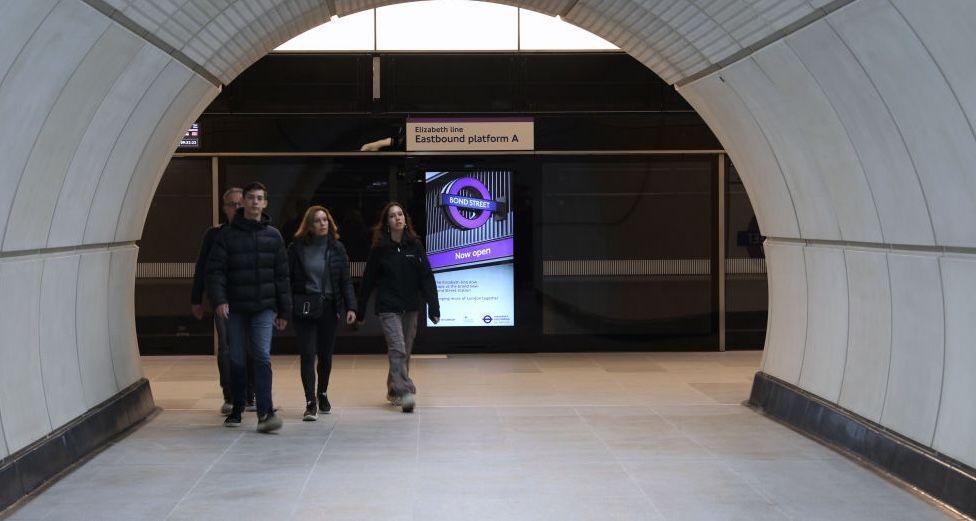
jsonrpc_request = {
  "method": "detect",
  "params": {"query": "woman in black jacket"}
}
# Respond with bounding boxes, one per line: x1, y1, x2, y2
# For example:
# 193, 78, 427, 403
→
358, 202, 440, 413
288, 206, 357, 421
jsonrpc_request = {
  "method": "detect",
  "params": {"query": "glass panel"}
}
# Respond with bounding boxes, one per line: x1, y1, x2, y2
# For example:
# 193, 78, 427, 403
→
540, 157, 716, 342
382, 54, 518, 112
221, 157, 393, 260
519, 8, 617, 50
275, 10, 375, 51
725, 158, 768, 349
136, 158, 214, 355
208, 55, 372, 114
376, 0, 518, 50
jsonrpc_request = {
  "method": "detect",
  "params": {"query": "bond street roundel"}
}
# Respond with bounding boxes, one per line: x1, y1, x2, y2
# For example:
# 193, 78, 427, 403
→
441, 177, 494, 229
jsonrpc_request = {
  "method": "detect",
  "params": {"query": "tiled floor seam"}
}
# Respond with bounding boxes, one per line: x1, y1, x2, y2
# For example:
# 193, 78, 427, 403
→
161, 431, 244, 521
291, 409, 341, 518
572, 406, 667, 520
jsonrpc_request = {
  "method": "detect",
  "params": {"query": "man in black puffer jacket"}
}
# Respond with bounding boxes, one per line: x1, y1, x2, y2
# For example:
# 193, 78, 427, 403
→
207, 182, 291, 433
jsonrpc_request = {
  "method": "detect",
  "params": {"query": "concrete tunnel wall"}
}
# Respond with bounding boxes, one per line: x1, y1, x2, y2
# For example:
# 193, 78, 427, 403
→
0, 0, 973, 470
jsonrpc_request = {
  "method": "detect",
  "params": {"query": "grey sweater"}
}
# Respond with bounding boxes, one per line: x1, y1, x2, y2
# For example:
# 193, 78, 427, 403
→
302, 236, 333, 296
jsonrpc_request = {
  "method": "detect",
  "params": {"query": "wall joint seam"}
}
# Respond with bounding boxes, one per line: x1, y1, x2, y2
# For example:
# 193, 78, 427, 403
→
675, 0, 856, 87
77, 0, 223, 87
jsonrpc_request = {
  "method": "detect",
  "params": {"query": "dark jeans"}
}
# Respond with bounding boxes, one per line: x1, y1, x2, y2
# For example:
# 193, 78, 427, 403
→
215, 315, 255, 403
227, 309, 275, 416
294, 300, 339, 404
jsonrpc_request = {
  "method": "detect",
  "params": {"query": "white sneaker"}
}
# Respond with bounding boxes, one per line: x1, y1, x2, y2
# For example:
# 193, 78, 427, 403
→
220, 402, 233, 415
401, 393, 415, 413
303, 403, 318, 422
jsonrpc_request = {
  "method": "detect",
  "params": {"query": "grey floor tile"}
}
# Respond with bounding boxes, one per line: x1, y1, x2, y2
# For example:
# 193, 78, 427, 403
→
414, 495, 664, 521
3, 353, 955, 521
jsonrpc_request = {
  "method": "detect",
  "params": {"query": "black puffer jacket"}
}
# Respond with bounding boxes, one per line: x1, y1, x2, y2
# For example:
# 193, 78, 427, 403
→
190, 224, 224, 305
206, 209, 292, 319
358, 234, 439, 319
287, 236, 358, 314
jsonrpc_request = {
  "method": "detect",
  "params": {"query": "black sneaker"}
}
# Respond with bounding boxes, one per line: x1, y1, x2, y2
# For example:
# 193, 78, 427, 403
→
303, 402, 318, 422
256, 411, 283, 433
224, 407, 242, 427
318, 393, 331, 414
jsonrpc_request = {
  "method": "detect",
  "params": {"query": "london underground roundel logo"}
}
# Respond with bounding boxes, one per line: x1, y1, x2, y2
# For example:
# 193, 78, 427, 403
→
441, 177, 496, 230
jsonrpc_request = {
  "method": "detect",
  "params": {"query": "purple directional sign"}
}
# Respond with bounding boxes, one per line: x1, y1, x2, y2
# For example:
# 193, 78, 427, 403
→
442, 177, 493, 229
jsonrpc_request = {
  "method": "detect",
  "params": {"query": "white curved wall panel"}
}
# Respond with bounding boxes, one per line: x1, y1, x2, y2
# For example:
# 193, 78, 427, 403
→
837, 249, 890, 422
760, 240, 806, 384
0, 1, 58, 82
880, 253, 944, 446
933, 256, 976, 466
48, 45, 169, 249
115, 76, 219, 242
108, 247, 142, 390
39, 255, 87, 431
0, 1, 110, 249
678, 75, 801, 239
565, 0, 822, 84
76, 251, 119, 408
0, 258, 51, 454
721, 58, 841, 241
84, 61, 192, 245
797, 245, 848, 402
785, 21, 935, 246
892, 0, 976, 145
0, 400, 6, 459
4, 26, 146, 252
753, 41, 882, 243
829, 0, 976, 248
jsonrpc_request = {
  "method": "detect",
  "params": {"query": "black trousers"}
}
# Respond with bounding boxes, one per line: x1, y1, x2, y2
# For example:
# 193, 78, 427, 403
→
215, 315, 255, 402
294, 300, 339, 404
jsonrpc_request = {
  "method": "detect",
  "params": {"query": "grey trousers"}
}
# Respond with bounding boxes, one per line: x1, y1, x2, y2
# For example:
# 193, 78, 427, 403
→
379, 311, 418, 398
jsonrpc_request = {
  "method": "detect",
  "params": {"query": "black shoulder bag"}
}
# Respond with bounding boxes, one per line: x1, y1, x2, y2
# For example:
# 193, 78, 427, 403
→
293, 293, 323, 321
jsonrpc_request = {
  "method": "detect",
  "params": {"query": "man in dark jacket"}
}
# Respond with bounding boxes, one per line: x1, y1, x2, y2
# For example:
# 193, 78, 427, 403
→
190, 187, 256, 415
207, 182, 291, 432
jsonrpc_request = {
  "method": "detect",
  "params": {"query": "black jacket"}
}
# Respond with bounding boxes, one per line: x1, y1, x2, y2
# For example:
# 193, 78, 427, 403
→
358, 234, 439, 319
206, 209, 292, 319
287, 237, 358, 314
190, 224, 224, 305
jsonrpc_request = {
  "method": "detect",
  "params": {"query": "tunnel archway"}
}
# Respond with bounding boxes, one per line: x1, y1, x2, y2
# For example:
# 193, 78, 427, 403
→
0, 0, 974, 496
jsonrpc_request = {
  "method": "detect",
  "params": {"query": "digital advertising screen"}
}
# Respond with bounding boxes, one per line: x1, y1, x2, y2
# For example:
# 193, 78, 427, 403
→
425, 171, 514, 327
179, 122, 199, 148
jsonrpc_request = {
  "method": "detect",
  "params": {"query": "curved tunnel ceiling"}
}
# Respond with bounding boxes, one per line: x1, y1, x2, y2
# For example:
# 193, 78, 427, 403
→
0, 0, 974, 472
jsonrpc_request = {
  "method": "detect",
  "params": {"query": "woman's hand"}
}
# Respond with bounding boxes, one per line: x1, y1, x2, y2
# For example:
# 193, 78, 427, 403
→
345, 310, 356, 325
274, 315, 288, 331
430, 315, 440, 325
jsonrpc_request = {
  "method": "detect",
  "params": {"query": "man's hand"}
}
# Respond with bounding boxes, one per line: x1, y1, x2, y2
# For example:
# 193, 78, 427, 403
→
191, 304, 204, 320
274, 317, 288, 331
359, 137, 392, 152
345, 310, 357, 325
215, 304, 230, 319
431, 316, 440, 325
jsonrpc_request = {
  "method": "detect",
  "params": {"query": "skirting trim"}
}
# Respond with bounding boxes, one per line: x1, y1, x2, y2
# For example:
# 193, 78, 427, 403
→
748, 372, 975, 518
0, 379, 155, 513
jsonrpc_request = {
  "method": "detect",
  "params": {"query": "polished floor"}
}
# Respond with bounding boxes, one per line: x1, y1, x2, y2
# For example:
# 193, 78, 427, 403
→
3, 352, 961, 520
